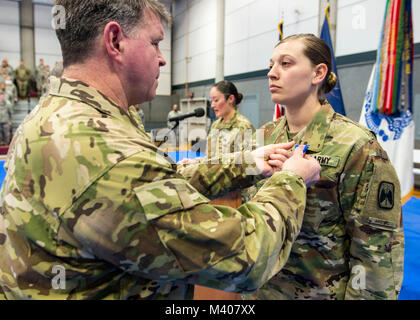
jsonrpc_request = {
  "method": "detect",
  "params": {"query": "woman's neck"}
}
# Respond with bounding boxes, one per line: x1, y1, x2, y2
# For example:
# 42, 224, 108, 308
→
285, 95, 322, 133
222, 108, 236, 123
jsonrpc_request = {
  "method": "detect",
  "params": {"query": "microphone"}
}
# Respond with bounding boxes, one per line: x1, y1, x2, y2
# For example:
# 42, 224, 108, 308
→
169, 108, 205, 122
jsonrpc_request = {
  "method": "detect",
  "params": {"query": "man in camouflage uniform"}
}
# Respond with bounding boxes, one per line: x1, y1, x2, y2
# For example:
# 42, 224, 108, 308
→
242, 103, 404, 300
0, 0, 321, 300
3, 76, 18, 105
1, 59, 14, 81
0, 92, 12, 145
39, 65, 50, 97
167, 104, 182, 147
35, 59, 47, 96
15, 60, 32, 100
0, 67, 8, 85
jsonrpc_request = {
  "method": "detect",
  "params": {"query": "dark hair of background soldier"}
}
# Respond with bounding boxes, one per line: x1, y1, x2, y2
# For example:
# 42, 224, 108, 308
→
54, 0, 172, 68
276, 34, 337, 100
212, 80, 243, 109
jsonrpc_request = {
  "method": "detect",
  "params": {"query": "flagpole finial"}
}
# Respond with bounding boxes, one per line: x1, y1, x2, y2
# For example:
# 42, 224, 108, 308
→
278, 21, 284, 41
324, 4, 330, 25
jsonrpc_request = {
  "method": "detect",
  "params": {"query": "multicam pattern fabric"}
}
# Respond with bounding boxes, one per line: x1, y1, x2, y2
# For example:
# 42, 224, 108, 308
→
206, 111, 255, 159
242, 104, 404, 300
0, 77, 308, 300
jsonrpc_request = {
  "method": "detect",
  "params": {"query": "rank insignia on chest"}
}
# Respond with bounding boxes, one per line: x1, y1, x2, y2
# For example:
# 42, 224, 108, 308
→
378, 181, 394, 210
312, 155, 340, 167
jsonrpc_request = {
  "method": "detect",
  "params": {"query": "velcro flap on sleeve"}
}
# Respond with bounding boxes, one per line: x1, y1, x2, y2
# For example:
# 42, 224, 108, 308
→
134, 179, 210, 223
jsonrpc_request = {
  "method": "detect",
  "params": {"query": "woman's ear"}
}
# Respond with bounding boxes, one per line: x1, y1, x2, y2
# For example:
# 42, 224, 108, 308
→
103, 22, 124, 63
312, 63, 328, 86
227, 94, 235, 106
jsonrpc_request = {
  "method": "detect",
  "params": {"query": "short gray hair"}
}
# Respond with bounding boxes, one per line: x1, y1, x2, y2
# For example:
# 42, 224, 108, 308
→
55, 0, 171, 67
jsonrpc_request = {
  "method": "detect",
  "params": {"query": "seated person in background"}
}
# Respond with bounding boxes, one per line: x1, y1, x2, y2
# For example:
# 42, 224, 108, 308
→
241, 33, 404, 300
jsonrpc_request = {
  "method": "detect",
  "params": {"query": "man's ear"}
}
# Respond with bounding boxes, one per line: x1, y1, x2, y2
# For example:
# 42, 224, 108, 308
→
103, 22, 124, 63
312, 63, 328, 86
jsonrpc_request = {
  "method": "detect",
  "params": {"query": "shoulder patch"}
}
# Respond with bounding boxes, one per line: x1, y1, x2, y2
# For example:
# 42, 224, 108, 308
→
378, 181, 394, 210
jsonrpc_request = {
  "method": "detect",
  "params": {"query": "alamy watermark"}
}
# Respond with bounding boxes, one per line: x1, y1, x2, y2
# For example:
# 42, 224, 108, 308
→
351, 265, 366, 290
51, 265, 66, 290
51, 5, 66, 30
352, 5, 366, 30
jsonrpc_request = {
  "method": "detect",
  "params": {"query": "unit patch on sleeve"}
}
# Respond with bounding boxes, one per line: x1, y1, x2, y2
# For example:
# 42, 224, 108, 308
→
378, 181, 395, 210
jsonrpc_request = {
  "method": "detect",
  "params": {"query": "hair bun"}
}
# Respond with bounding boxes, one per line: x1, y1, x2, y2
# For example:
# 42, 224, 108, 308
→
236, 92, 243, 105
325, 72, 337, 93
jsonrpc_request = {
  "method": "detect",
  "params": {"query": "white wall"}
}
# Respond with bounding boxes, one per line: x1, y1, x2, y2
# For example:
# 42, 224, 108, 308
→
172, 0, 420, 86
337, 0, 420, 55
156, 0, 172, 96
172, 0, 217, 86
34, 4, 63, 70
0, 0, 21, 69
225, 0, 319, 77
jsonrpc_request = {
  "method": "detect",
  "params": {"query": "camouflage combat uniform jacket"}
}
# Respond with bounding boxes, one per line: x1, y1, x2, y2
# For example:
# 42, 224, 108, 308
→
206, 111, 255, 159
0, 77, 308, 300
243, 104, 404, 300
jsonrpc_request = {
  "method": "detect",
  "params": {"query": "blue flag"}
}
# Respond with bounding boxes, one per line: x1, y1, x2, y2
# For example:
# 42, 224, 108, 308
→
320, 12, 346, 116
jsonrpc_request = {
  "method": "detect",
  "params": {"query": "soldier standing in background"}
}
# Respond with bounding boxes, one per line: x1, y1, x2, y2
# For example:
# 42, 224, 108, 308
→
0, 0, 321, 300
51, 61, 64, 78
15, 60, 31, 99
1, 59, 14, 81
167, 103, 181, 147
39, 65, 50, 97
35, 59, 46, 96
0, 67, 8, 84
4, 77, 18, 105
167, 103, 180, 129
0, 92, 12, 145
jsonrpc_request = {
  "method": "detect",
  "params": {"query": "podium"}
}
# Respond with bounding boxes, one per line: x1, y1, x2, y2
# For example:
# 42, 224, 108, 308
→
193, 190, 242, 300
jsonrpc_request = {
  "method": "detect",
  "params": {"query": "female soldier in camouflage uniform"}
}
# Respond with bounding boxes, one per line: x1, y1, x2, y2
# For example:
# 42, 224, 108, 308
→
180, 81, 255, 165
243, 34, 404, 300
206, 81, 255, 158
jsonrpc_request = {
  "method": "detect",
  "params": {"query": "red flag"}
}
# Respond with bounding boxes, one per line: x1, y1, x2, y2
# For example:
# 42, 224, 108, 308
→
273, 104, 285, 120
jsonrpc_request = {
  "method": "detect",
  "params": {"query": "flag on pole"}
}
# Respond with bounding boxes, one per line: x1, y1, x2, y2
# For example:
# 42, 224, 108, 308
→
273, 21, 286, 121
360, 0, 414, 198
273, 104, 285, 121
320, 4, 346, 116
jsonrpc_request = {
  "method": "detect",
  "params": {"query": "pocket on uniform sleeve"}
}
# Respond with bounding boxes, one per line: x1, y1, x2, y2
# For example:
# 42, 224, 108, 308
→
134, 179, 210, 223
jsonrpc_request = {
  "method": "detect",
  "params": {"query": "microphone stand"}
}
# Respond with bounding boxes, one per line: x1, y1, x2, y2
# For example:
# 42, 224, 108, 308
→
157, 120, 180, 148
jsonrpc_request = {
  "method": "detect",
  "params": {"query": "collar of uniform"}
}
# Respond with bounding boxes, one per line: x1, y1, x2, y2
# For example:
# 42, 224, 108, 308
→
218, 110, 239, 129
48, 76, 141, 129
292, 103, 334, 152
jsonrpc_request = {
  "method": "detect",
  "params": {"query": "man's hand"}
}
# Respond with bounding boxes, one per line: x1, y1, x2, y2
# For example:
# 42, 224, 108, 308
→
282, 145, 321, 187
251, 141, 295, 177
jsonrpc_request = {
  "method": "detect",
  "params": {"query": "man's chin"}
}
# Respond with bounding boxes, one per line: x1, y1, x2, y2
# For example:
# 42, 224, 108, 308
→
131, 91, 157, 106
